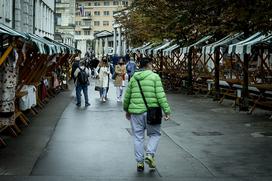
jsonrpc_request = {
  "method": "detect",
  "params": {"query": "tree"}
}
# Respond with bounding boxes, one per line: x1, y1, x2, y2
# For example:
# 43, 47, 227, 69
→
115, 0, 272, 46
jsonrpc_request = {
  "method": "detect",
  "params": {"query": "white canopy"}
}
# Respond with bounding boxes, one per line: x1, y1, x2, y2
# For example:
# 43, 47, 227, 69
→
180, 35, 213, 54
153, 41, 173, 54
202, 33, 243, 54
163, 44, 180, 56
228, 32, 262, 54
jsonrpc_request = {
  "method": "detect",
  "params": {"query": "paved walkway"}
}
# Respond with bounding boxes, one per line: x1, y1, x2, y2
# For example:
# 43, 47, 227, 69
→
1, 80, 272, 181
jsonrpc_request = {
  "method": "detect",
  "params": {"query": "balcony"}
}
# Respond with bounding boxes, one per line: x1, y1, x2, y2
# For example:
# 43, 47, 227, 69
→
56, 3, 70, 9
81, 25, 92, 30
81, 16, 92, 20
74, 35, 95, 40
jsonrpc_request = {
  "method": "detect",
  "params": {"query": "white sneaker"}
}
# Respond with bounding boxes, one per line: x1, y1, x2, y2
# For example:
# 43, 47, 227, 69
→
102, 98, 106, 102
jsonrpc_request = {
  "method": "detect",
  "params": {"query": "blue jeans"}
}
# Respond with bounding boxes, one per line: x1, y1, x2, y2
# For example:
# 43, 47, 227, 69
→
76, 84, 89, 105
99, 87, 107, 98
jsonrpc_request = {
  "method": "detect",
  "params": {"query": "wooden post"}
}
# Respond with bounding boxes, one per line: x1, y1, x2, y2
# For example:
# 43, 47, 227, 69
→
0, 46, 13, 66
160, 50, 163, 78
240, 53, 249, 111
187, 47, 193, 95
214, 47, 220, 101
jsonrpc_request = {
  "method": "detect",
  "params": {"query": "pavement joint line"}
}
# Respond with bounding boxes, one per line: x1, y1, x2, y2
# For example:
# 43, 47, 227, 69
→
29, 91, 73, 176
160, 128, 216, 177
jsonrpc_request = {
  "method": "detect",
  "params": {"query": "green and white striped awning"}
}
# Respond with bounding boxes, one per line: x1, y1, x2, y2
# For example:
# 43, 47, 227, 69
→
0, 23, 28, 39
202, 33, 243, 54
140, 43, 154, 54
180, 35, 213, 54
153, 41, 173, 54
228, 32, 263, 54
163, 44, 180, 56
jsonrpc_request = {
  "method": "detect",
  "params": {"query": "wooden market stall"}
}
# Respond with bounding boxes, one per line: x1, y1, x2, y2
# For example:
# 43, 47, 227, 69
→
0, 23, 78, 146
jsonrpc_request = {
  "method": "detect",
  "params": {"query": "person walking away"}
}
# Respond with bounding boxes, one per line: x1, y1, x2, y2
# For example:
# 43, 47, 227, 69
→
97, 58, 110, 102
71, 57, 80, 83
123, 57, 171, 172
114, 58, 126, 102
74, 59, 91, 107
126, 57, 137, 81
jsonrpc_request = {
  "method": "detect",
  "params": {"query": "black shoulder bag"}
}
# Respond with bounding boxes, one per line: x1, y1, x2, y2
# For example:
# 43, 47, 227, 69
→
136, 79, 162, 125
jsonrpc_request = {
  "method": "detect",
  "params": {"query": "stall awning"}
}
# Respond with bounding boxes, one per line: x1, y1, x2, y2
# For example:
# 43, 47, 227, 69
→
163, 44, 180, 56
228, 32, 263, 54
131, 43, 151, 53
0, 23, 27, 39
153, 41, 173, 54
202, 33, 244, 54
180, 35, 213, 54
140, 43, 155, 54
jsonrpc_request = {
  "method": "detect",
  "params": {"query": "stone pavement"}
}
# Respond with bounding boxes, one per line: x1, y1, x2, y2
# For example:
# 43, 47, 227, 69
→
1, 80, 272, 181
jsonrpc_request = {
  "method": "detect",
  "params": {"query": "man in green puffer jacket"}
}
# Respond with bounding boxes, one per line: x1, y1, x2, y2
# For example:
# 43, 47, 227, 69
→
123, 57, 171, 172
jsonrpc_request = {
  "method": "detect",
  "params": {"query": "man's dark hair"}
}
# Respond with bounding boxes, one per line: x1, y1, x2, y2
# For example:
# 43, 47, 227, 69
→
139, 57, 152, 68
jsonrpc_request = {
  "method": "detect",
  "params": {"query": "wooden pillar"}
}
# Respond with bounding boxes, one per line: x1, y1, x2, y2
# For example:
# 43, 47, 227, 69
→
214, 47, 220, 101
159, 50, 163, 77
240, 53, 249, 111
0, 46, 13, 66
187, 47, 193, 95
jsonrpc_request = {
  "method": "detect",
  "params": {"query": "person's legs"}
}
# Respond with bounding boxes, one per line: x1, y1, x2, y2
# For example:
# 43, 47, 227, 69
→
99, 88, 103, 100
82, 85, 90, 106
130, 113, 146, 164
116, 87, 120, 100
102, 87, 107, 101
119, 86, 123, 99
75, 85, 82, 106
146, 124, 161, 155
145, 123, 161, 168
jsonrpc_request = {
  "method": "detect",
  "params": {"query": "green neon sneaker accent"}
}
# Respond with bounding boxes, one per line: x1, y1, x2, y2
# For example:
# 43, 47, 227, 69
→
145, 155, 156, 169
137, 162, 144, 172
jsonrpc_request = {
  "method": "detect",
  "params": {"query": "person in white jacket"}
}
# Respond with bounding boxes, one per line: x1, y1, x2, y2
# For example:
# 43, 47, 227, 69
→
96, 58, 110, 102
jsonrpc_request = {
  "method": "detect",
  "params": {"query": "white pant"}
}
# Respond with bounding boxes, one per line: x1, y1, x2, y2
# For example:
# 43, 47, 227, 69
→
116, 87, 123, 99
130, 113, 161, 163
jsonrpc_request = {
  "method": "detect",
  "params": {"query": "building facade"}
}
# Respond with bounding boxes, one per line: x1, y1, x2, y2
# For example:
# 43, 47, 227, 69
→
0, 0, 55, 39
55, 0, 76, 46
75, 0, 131, 57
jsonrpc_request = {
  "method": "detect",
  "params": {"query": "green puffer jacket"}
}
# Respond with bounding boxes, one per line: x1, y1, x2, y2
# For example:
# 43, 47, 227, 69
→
123, 70, 171, 114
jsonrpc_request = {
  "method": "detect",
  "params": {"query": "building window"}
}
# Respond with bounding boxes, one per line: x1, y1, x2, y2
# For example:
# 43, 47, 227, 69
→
84, 30, 90, 35
104, 1, 110, 6
94, 11, 100, 16
84, 21, 92, 26
104, 11, 110, 16
56, 0, 61, 3
88, 3, 91, 6
75, 31, 81, 35
85, 12, 91, 17
76, 12, 80, 16
75, 21, 81, 25
103, 21, 109, 26
113, 1, 119, 5
94, 21, 100, 26
94, 2, 100, 6
56, 13, 61, 26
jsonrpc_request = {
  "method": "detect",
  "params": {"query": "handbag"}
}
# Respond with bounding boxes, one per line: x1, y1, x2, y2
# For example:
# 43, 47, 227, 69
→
94, 79, 101, 91
136, 79, 162, 125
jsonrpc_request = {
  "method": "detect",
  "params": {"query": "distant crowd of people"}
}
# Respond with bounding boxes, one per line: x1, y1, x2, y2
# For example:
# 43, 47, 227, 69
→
71, 51, 137, 105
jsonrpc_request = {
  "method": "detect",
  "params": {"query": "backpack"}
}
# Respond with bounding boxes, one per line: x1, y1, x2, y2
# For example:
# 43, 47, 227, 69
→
126, 62, 134, 74
77, 67, 89, 85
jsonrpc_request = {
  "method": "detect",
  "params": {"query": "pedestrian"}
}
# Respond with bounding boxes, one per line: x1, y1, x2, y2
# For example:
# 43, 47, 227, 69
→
114, 57, 126, 102
96, 57, 110, 102
123, 57, 171, 172
74, 58, 91, 107
126, 56, 137, 81
71, 57, 80, 83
